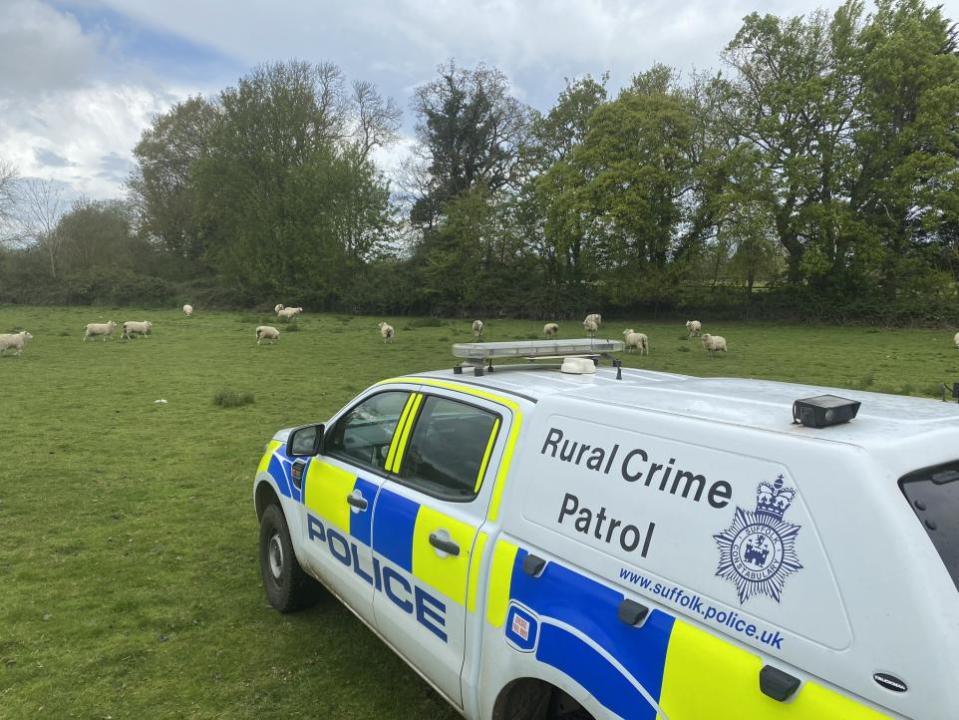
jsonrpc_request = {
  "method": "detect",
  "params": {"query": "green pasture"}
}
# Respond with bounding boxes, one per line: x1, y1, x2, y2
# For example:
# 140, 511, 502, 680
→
2, 306, 958, 719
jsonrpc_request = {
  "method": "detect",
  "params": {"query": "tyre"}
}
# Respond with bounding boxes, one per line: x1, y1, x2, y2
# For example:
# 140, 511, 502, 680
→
259, 503, 322, 613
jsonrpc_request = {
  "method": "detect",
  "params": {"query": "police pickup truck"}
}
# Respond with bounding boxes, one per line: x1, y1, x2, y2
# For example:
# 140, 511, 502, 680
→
252, 340, 959, 720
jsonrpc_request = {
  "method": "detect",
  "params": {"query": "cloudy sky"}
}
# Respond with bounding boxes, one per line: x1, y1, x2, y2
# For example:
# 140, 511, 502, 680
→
2, 0, 958, 201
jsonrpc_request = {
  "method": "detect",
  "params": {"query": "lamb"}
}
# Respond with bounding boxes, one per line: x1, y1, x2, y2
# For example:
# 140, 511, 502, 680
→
0, 330, 33, 357
277, 306, 303, 321
183, 304, 194, 317
256, 326, 280, 345
122, 320, 153, 340
472, 320, 484, 339
583, 318, 598, 338
378, 322, 395, 343
84, 321, 117, 341
543, 322, 559, 339
954, 332, 959, 349
686, 320, 702, 338
702, 333, 728, 357
623, 329, 649, 355
585, 313, 602, 328
274, 304, 285, 314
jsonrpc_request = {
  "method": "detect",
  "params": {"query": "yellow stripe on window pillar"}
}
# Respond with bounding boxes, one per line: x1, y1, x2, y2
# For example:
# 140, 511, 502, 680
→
302, 461, 355, 534
391, 393, 423, 473
485, 540, 518, 628
474, 418, 501, 494
411, 505, 477, 606
385, 394, 416, 471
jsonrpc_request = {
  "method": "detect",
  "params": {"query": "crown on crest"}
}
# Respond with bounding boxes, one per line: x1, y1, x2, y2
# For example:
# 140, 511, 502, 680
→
755, 475, 795, 520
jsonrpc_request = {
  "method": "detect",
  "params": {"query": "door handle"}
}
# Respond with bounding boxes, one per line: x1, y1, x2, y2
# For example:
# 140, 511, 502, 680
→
429, 532, 460, 556
347, 494, 368, 511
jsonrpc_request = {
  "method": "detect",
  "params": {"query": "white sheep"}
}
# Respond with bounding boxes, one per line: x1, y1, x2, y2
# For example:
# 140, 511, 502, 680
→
0, 330, 33, 357
378, 322, 395, 343
954, 332, 959, 349
472, 320, 484, 339
84, 321, 117, 341
256, 326, 280, 345
702, 333, 728, 357
623, 329, 649, 355
686, 320, 702, 338
543, 322, 559, 339
583, 318, 598, 338
585, 313, 602, 328
122, 320, 153, 340
277, 306, 303, 322
183, 304, 194, 317
274, 304, 285, 314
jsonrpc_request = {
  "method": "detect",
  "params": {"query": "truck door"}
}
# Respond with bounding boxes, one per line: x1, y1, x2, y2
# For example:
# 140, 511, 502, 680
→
299, 389, 412, 626
370, 391, 504, 708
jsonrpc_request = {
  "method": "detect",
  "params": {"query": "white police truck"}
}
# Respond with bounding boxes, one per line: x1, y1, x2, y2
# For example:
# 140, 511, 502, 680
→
253, 340, 959, 720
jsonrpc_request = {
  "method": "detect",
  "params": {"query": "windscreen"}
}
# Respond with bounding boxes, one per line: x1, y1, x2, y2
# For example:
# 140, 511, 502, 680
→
900, 462, 959, 591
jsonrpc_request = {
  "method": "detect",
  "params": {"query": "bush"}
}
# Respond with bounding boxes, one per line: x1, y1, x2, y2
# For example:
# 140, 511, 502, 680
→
212, 389, 255, 408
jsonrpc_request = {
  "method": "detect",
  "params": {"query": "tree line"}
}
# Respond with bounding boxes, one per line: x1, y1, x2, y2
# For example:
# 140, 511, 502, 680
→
2, 0, 957, 324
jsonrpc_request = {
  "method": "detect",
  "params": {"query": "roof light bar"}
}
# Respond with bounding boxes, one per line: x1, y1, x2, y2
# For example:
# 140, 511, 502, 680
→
453, 338, 624, 362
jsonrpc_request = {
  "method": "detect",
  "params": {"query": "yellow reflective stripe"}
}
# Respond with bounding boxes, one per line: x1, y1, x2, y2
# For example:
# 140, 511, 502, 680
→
391, 393, 423, 473
486, 539, 518, 628
466, 531, 488, 614
411, 506, 477, 606
473, 417, 501, 494
380, 377, 522, 522
658, 621, 889, 719
302, 461, 355, 534
257, 440, 282, 475
385, 394, 416, 471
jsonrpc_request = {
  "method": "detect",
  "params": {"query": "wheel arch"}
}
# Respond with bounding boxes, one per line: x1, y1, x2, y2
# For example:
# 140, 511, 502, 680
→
254, 477, 281, 521
491, 676, 595, 720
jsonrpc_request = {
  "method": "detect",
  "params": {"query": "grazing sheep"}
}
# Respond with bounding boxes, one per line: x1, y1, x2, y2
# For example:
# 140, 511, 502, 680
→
183, 304, 194, 317
378, 322, 395, 343
274, 304, 284, 314
702, 333, 728, 357
472, 320, 484, 339
686, 320, 702, 338
256, 326, 280, 345
585, 313, 602, 328
583, 318, 598, 338
954, 332, 959, 349
623, 329, 649, 355
543, 322, 559, 339
84, 321, 117, 341
122, 320, 153, 340
0, 330, 33, 357
277, 306, 303, 322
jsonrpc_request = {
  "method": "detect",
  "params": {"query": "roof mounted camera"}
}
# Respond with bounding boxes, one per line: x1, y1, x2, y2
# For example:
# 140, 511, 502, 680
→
451, 338, 624, 376
792, 394, 861, 428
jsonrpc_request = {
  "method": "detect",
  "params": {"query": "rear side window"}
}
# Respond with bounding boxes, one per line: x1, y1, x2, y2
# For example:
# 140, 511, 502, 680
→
901, 462, 959, 591
397, 395, 499, 501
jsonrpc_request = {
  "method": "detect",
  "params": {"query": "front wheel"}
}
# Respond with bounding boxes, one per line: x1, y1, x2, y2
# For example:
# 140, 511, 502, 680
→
259, 504, 322, 613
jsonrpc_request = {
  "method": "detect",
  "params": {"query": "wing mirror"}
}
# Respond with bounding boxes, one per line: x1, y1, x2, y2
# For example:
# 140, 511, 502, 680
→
286, 424, 325, 457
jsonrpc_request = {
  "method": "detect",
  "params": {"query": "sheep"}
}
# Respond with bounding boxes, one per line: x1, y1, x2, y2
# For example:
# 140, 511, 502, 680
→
472, 320, 484, 339
256, 326, 280, 345
585, 313, 602, 328
84, 321, 117, 341
122, 320, 153, 340
274, 304, 285, 314
702, 333, 728, 357
583, 318, 598, 338
183, 304, 194, 317
378, 322, 395, 343
0, 330, 33, 357
954, 332, 959, 349
277, 306, 303, 322
543, 322, 559, 339
686, 320, 702, 338
623, 329, 649, 355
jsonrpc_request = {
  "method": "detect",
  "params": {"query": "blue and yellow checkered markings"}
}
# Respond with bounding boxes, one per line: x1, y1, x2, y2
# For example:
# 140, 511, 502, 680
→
508, 548, 674, 717
257, 440, 304, 502
349, 477, 378, 546
371, 488, 419, 573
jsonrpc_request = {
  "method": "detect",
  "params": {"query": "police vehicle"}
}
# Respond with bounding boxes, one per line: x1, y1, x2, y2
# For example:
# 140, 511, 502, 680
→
253, 339, 959, 720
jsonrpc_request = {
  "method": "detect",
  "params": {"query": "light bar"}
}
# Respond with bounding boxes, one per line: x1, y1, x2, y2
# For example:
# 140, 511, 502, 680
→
452, 338, 624, 361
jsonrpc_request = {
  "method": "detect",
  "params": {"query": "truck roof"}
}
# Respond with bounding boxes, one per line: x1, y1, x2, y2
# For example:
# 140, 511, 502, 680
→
411, 365, 959, 447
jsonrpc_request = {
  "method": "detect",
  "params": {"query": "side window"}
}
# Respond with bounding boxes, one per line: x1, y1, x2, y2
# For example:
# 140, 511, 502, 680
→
325, 391, 410, 473
397, 395, 500, 501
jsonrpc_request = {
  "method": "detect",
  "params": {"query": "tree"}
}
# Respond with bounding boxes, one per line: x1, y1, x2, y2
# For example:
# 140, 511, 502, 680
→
0, 159, 17, 244
16, 178, 66, 277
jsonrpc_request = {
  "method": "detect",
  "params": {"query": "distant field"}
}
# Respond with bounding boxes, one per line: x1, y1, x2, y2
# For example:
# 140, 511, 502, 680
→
2, 306, 958, 719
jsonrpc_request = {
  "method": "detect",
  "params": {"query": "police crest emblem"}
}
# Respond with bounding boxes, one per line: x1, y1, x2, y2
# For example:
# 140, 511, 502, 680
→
714, 475, 803, 604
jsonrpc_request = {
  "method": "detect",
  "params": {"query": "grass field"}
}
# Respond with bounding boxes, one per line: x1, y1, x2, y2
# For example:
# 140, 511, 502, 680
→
3, 306, 958, 719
